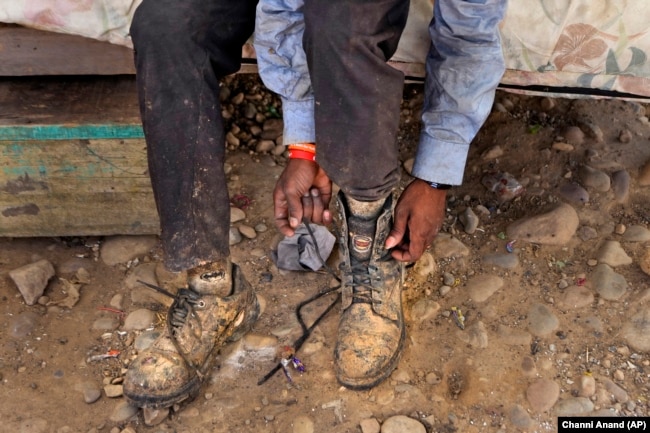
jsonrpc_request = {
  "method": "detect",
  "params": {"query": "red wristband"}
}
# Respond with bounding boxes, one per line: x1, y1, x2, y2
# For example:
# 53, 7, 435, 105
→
288, 149, 316, 162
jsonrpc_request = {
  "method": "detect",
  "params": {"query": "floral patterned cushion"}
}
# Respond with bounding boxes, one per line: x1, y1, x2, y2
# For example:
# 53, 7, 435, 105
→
2, 0, 649, 97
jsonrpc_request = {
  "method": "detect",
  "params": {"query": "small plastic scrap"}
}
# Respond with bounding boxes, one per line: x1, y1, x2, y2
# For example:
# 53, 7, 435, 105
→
451, 307, 465, 330
481, 172, 525, 203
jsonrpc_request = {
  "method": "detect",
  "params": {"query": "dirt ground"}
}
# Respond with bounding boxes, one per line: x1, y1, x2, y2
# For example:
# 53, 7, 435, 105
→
2, 75, 650, 433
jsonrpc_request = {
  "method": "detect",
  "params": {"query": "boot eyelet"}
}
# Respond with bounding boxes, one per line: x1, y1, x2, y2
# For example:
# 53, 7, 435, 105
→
197, 300, 206, 309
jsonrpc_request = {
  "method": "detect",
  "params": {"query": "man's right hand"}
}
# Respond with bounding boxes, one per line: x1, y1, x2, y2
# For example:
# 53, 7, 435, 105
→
273, 158, 333, 237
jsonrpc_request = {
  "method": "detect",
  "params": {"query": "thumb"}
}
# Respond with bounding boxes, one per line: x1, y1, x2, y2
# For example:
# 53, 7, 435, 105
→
385, 219, 406, 249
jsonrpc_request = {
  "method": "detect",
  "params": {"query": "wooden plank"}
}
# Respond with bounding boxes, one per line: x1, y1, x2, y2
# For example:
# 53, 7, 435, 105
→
0, 138, 159, 236
0, 76, 142, 127
0, 25, 136, 76
0, 124, 144, 141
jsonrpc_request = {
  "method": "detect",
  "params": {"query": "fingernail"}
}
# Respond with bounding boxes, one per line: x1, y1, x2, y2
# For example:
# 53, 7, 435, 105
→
290, 217, 299, 227
385, 237, 396, 248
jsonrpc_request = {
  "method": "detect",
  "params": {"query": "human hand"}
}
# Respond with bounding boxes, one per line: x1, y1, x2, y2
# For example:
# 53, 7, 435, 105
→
273, 158, 333, 237
385, 179, 447, 262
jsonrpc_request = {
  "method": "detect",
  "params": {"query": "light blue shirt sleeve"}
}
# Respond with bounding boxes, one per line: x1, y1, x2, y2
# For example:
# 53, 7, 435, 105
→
255, 0, 507, 186
254, 0, 316, 145
413, 0, 507, 186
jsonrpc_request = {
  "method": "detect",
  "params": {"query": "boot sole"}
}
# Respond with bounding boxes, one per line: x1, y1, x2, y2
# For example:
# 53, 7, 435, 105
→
335, 324, 406, 390
123, 374, 201, 409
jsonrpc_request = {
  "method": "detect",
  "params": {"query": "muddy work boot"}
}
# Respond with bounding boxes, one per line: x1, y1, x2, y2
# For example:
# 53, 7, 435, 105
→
123, 259, 260, 408
334, 192, 405, 389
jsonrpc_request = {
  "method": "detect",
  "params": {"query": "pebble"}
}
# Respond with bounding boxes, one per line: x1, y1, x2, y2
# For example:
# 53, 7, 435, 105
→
466, 275, 503, 302
410, 299, 440, 321
432, 234, 469, 258
457, 321, 488, 348
508, 404, 533, 429
638, 251, 650, 280
622, 225, 650, 242
229, 227, 243, 245
256, 139, 276, 153
92, 317, 119, 331
459, 207, 479, 234
596, 241, 632, 267
563, 126, 584, 145
557, 182, 589, 205
579, 120, 604, 142
100, 235, 158, 266
554, 397, 594, 415
638, 158, 650, 185
360, 418, 381, 433
83, 387, 102, 404
442, 272, 456, 286
9, 259, 56, 306
580, 165, 611, 192
540, 97, 555, 111
292, 416, 314, 433
413, 252, 436, 277
590, 264, 628, 300
109, 294, 123, 310
506, 203, 579, 245
123, 309, 156, 331
380, 415, 426, 433
611, 170, 631, 203
9, 311, 40, 339
526, 378, 560, 413
559, 286, 594, 309
238, 224, 257, 239
403, 158, 414, 175
528, 303, 559, 336
134, 330, 161, 351
230, 207, 246, 223
109, 401, 139, 423
262, 118, 283, 139
481, 145, 504, 160
619, 129, 633, 143
439, 285, 452, 296
601, 378, 629, 403
577, 226, 598, 241
482, 253, 519, 269
579, 374, 596, 397
621, 307, 650, 351
104, 384, 123, 398
552, 142, 574, 152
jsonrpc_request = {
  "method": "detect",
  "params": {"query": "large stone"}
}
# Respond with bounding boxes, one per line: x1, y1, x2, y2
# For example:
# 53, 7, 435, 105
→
466, 275, 504, 302
621, 307, 650, 352
100, 235, 158, 266
9, 259, 56, 305
506, 203, 579, 245
590, 264, 628, 301
432, 233, 469, 258
596, 241, 632, 267
526, 379, 560, 413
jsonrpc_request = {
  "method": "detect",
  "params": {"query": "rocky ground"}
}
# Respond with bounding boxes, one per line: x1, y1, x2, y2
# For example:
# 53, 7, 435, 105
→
2, 74, 650, 433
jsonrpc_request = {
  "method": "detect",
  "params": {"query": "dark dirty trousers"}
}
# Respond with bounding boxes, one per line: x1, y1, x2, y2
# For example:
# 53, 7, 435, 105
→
130, 0, 409, 272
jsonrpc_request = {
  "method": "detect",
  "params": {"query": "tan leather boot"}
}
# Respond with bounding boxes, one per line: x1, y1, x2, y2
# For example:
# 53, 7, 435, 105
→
123, 259, 259, 408
334, 192, 405, 389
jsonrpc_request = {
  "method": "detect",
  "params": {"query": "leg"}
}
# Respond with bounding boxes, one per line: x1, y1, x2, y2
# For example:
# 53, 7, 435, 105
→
302, 0, 410, 389
124, 0, 261, 409
304, 0, 410, 201
130, 0, 257, 272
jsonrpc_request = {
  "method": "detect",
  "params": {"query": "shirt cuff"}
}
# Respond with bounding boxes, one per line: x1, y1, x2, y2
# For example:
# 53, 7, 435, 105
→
281, 97, 316, 145
411, 133, 470, 186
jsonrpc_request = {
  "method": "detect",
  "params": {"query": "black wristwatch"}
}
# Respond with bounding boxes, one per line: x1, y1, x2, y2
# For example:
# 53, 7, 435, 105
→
427, 181, 452, 190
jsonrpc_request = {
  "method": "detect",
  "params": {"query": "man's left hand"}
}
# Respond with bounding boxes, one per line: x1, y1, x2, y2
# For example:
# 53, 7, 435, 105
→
385, 179, 447, 262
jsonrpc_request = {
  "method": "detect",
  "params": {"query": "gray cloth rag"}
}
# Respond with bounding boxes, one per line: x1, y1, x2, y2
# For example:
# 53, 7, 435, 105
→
272, 223, 336, 271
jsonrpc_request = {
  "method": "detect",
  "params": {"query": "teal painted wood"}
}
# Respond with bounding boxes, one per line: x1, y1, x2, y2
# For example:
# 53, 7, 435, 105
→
0, 124, 144, 140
